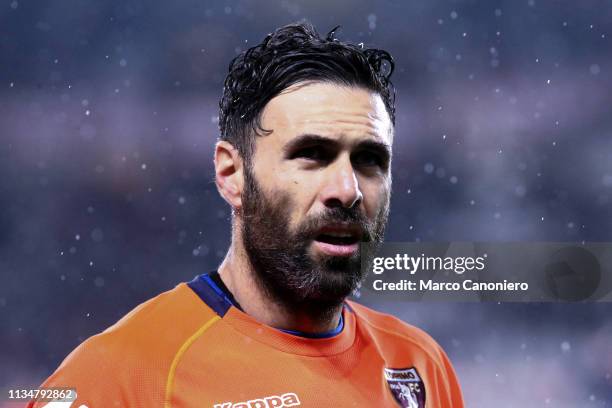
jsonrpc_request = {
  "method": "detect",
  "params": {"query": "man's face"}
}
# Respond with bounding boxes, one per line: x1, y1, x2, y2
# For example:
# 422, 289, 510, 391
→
240, 81, 393, 310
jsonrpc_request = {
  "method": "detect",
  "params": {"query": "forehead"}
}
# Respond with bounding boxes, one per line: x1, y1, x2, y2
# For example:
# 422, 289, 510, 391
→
259, 81, 393, 145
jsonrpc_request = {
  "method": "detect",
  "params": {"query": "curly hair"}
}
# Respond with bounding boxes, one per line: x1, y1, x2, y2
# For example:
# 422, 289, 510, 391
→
218, 21, 395, 164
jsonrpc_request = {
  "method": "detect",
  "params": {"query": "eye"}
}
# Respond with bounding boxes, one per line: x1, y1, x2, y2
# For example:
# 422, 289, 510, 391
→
352, 151, 385, 168
291, 146, 331, 162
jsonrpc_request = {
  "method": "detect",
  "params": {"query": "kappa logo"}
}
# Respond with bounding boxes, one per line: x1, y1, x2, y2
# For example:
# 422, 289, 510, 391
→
213, 392, 300, 408
384, 367, 426, 408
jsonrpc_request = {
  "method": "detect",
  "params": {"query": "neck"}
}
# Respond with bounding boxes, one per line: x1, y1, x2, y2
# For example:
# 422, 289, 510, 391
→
217, 242, 343, 334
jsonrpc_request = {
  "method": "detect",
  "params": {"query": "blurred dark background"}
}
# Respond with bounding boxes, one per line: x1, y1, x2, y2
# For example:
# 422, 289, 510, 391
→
1, 0, 611, 406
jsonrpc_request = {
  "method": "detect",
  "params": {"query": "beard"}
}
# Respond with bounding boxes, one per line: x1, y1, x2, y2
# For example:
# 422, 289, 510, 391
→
240, 165, 389, 315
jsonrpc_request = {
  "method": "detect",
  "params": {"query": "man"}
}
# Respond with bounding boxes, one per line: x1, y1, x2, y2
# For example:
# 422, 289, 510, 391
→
30, 22, 463, 408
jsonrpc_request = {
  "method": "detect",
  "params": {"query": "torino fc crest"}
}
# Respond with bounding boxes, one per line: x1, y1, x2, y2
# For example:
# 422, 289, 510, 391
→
383, 367, 426, 408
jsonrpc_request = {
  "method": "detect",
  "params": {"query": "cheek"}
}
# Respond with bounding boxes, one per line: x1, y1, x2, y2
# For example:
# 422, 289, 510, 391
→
267, 176, 315, 227
363, 181, 390, 216
284, 177, 326, 233
287, 181, 314, 218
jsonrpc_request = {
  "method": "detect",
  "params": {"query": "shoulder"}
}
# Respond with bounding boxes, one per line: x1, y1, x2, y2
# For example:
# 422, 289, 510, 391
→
32, 282, 219, 407
346, 300, 449, 365
346, 300, 465, 407
102, 282, 218, 348
81, 282, 218, 362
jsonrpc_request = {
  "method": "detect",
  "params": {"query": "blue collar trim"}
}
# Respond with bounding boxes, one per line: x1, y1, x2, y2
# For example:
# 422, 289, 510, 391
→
189, 272, 345, 339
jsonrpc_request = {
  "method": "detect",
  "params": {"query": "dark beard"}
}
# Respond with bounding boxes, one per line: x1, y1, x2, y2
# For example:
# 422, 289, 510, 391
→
240, 165, 389, 316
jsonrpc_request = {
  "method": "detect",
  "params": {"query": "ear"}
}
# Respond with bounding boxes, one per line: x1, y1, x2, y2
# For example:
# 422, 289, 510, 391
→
214, 140, 244, 210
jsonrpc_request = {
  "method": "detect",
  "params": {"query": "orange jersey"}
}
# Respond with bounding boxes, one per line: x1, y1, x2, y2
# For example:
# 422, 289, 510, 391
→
29, 273, 463, 408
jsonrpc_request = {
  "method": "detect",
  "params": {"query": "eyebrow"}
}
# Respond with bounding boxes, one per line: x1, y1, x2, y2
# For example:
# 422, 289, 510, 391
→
283, 133, 391, 158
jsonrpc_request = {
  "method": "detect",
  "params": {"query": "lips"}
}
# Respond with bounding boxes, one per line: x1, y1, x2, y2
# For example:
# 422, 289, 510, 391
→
313, 224, 362, 257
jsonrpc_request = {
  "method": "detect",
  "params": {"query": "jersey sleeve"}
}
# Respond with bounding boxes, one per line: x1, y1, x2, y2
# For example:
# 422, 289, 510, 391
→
26, 333, 133, 408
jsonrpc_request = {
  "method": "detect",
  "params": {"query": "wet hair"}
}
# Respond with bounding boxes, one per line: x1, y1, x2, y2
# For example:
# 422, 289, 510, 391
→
218, 21, 395, 164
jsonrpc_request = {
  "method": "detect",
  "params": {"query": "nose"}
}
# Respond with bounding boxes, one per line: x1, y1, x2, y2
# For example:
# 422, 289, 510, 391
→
319, 154, 363, 209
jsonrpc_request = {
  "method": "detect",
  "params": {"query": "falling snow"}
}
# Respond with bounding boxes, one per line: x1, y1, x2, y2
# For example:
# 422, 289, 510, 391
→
2, 5, 610, 407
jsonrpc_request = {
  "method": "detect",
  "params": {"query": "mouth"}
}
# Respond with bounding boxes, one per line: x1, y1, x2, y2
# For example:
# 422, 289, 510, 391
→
313, 225, 362, 257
